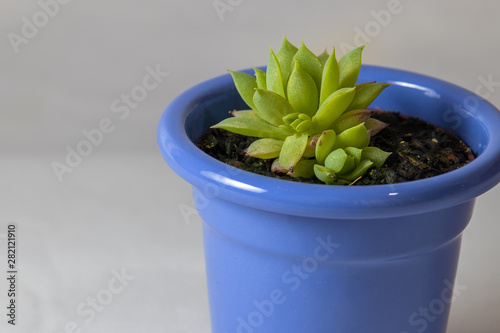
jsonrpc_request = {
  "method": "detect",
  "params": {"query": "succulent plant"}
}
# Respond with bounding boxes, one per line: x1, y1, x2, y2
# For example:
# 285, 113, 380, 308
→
212, 37, 392, 184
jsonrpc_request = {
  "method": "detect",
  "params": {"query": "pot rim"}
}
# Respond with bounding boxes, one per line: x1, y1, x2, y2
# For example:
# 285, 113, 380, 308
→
158, 65, 500, 219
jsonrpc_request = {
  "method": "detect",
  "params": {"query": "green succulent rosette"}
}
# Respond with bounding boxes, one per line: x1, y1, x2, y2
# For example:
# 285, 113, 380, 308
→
212, 37, 392, 184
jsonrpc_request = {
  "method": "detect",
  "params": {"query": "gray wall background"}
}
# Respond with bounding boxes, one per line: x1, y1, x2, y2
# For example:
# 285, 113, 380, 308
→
1, 1, 500, 332
3, 0, 500, 154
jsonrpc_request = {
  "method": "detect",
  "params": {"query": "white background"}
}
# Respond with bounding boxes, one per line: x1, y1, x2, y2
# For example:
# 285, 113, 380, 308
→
1, 0, 500, 332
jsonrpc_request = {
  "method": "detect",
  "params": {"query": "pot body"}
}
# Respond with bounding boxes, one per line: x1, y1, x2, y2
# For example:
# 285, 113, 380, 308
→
198, 194, 473, 333
158, 65, 500, 333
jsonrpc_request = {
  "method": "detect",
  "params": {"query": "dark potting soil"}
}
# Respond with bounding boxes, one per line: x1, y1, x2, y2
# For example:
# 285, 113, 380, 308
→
196, 111, 475, 185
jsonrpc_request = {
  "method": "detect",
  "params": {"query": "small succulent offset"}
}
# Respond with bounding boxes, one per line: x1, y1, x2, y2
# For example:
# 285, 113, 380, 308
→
212, 37, 392, 184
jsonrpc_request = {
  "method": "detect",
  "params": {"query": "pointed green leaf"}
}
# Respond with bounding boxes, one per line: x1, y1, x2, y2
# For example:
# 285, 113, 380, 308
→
276, 36, 298, 88
330, 109, 373, 134
347, 82, 391, 111
279, 133, 308, 170
303, 135, 318, 158
287, 159, 316, 178
338, 159, 373, 181
312, 87, 356, 132
345, 147, 363, 165
325, 148, 356, 174
254, 68, 267, 90
287, 62, 319, 117
324, 148, 347, 173
365, 118, 388, 136
338, 45, 365, 88
283, 112, 300, 126
278, 124, 295, 135
293, 41, 323, 90
253, 88, 295, 126
295, 119, 312, 132
229, 70, 257, 111
334, 123, 369, 149
211, 117, 288, 140
315, 130, 337, 165
320, 48, 340, 105
231, 109, 261, 120
284, 113, 313, 133
314, 164, 337, 184
245, 138, 284, 159
317, 49, 329, 67
361, 147, 391, 168
271, 158, 287, 173
266, 48, 286, 98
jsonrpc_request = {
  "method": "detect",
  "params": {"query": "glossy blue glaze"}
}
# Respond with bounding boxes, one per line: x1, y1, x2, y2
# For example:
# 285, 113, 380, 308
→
158, 65, 500, 333
200, 197, 472, 333
159, 65, 500, 219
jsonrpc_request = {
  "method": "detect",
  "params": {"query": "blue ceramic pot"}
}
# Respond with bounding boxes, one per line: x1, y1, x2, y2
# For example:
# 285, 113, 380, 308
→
158, 65, 500, 333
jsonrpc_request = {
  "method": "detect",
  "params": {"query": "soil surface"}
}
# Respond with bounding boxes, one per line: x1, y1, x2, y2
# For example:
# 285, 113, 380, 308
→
196, 111, 474, 185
